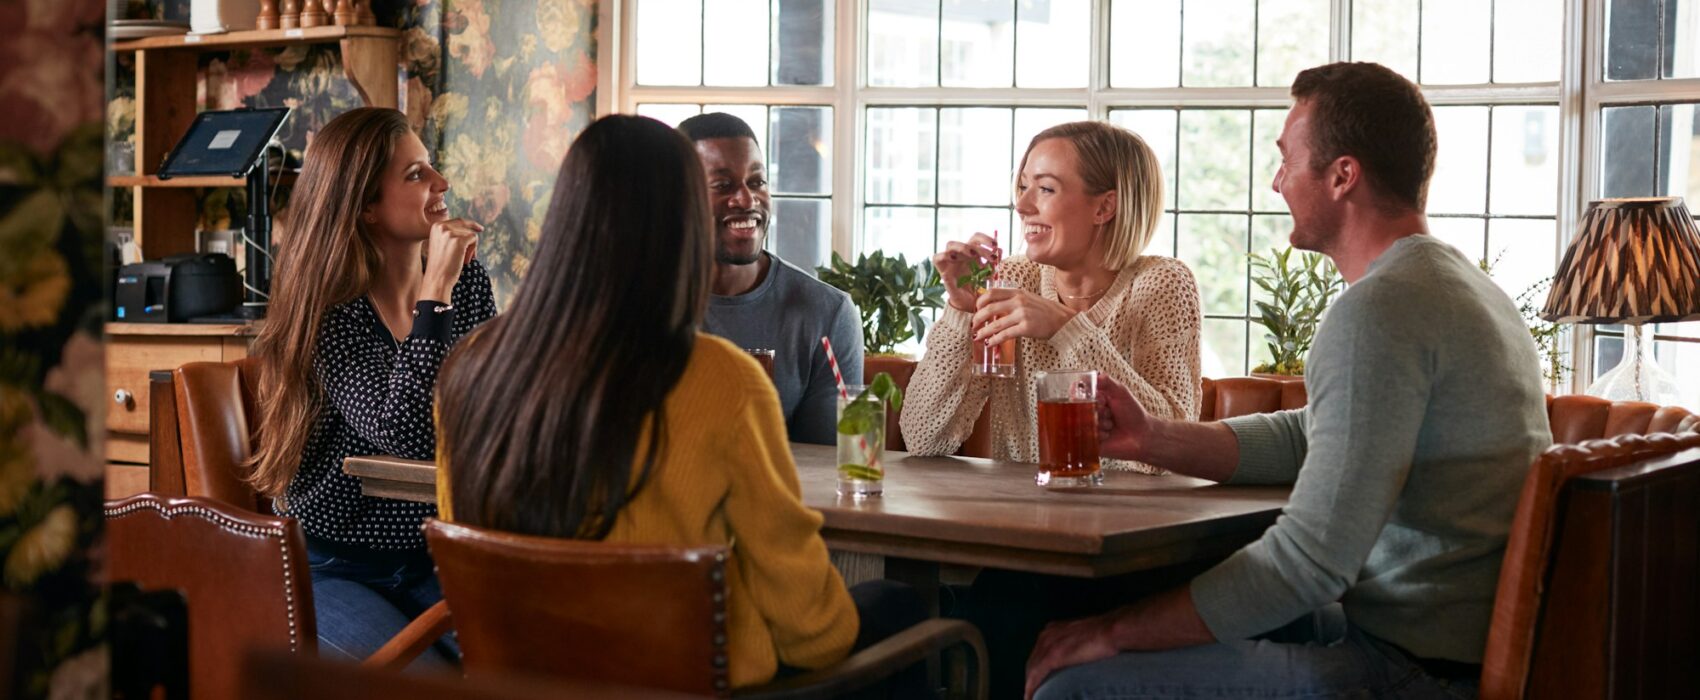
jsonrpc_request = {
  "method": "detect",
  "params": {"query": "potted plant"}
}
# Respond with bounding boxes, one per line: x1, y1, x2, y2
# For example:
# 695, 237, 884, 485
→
1478, 255, 1571, 391
1248, 246, 1345, 377
818, 251, 945, 450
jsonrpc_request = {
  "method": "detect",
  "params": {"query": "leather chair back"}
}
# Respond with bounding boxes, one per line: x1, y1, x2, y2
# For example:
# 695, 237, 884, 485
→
105, 494, 315, 700
1545, 394, 1699, 443
424, 519, 734, 697
1200, 376, 1308, 421
172, 358, 264, 511
866, 355, 994, 457
1480, 432, 1700, 699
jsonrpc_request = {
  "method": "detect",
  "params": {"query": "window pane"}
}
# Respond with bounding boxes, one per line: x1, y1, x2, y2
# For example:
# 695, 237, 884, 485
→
1109, 109, 1178, 209
1430, 216, 1487, 266
1182, 0, 1255, 87
869, 0, 940, 87
773, 198, 831, 269
1606, 0, 1660, 80
942, 0, 1015, 87
704, 0, 769, 86
770, 107, 831, 195
1490, 106, 1559, 216
1486, 218, 1559, 301
1672, 0, 1700, 78
1148, 211, 1177, 257
636, 103, 703, 127
704, 104, 770, 153
866, 107, 938, 205
1012, 107, 1089, 174
1249, 215, 1293, 309
1600, 105, 1657, 198
1178, 213, 1249, 316
940, 108, 1015, 205
1594, 334, 1624, 380
1252, 109, 1289, 213
774, 0, 833, 86
1203, 317, 1249, 378
938, 207, 1011, 253
1178, 110, 1252, 211
1420, 0, 1490, 84
1255, 0, 1329, 87
1653, 337, 1700, 410
1494, 0, 1562, 83
1428, 106, 1490, 215
1352, 0, 1419, 82
1015, 0, 1090, 88
637, 0, 703, 85
1110, 0, 1180, 88
864, 206, 936, 265
1659, 104, 1700, 205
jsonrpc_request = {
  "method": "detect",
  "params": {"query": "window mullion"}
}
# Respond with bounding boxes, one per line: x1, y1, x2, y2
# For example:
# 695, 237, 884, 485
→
835, 0, 861, 260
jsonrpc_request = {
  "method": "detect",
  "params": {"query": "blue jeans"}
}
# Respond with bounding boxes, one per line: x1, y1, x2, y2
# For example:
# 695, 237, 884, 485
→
1033, 604, 1478, 699
305, 540, 460, 669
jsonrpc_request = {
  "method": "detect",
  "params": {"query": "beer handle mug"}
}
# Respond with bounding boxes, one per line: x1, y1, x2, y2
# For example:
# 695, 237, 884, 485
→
972, 278, 1018, 378
1035, 370, 1103, 487
743, 348, 776, 380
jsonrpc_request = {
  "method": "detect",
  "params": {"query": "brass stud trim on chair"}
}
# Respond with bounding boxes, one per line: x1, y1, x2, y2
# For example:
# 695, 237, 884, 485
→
707, 556, 731, 697
105, 499, 304, 653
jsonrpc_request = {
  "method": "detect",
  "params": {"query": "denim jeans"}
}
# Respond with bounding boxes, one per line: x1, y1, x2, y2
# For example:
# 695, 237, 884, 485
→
1033, 604, 1478, 700
305, 540, 460, 670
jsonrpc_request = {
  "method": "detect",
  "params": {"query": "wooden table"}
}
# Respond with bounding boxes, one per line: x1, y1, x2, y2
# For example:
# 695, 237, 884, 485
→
344, 443, 1288, 581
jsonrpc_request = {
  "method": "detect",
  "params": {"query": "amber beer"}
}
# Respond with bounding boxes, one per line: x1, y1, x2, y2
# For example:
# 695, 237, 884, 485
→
973, 279, 1018, 378
1034, 370, 1103, 487
744, 348, 776, 379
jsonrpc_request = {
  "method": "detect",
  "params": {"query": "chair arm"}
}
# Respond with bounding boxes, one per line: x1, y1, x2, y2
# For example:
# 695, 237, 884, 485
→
361, 599, 453, 670
738, 618, 987, 699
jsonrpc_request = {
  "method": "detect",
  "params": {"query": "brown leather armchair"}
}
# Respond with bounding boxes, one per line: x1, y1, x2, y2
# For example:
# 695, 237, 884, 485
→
1479, 431, 1700, 699
424, 519, 989, 699
106, 494, 452, 700
1200, 376, 1308, 421
150, 358, 266, 511
864, 355, 994, 457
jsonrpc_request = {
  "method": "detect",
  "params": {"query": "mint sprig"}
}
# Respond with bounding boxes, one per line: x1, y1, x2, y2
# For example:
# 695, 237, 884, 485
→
955, 257, 996, 292
837, 371, 904, 436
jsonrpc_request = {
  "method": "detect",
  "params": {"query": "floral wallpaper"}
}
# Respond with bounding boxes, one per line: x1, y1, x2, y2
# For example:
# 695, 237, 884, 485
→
0, 0, 112, 697
116, 0, 601, 303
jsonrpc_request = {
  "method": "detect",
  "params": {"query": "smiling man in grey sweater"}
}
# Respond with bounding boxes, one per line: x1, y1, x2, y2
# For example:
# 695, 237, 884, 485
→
1025, 62, 1551, 700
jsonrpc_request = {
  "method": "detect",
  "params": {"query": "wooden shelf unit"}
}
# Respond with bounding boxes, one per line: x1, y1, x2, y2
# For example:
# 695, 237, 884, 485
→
116, 26, 399, 260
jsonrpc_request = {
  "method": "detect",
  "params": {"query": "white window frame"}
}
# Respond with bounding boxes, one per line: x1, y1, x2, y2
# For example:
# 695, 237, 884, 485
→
607, 0, 1700, 395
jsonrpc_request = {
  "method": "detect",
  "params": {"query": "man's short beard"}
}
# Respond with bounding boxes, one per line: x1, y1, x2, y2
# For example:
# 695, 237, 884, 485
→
717, 249, 764, 265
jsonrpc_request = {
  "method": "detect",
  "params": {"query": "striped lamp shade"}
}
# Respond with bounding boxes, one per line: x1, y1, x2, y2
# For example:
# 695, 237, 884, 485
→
1541, 197, 1700, 324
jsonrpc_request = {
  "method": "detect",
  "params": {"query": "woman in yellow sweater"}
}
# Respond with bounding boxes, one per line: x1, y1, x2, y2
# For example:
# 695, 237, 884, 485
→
432, 115, 923, 690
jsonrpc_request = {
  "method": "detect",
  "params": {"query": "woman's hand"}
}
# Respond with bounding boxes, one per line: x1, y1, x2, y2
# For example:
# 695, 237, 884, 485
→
421, 218, 483, 301
973, 288, 1075, 344
933, 233, 1000, 313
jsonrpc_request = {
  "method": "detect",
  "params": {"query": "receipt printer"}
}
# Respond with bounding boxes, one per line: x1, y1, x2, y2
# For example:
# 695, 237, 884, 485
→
114, 253, 242, 322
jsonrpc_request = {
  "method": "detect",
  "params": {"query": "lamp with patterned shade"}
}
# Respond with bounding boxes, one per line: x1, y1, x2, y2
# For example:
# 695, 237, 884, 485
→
1541, 197, 1700, 403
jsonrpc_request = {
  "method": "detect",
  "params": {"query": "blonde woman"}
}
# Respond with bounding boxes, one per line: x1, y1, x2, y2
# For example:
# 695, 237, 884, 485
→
901, 121, 1202, 472
247, 108, 495, 665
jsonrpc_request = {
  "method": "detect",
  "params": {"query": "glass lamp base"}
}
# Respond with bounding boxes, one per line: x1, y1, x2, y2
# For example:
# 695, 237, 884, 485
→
1587, 325, 1681, 405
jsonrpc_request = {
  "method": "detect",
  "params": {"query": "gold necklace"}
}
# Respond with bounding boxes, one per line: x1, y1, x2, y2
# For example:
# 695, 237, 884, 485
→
1062, 288, 1108, 300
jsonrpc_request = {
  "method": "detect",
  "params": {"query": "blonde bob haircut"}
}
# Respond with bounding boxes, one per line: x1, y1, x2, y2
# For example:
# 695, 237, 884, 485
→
1016, 121, 1165, 270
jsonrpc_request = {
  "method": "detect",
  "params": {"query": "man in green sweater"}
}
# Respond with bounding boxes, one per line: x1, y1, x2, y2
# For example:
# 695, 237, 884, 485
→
1025, 62, 1552, 699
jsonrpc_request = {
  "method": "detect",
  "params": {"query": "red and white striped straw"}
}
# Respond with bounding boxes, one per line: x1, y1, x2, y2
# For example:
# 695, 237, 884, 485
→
821, 336, 851, 400
821, 336, 875, 464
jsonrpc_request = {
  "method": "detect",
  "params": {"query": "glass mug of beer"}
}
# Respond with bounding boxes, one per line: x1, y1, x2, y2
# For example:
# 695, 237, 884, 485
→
743, 348, 776, 379
1034, 370, 1102, 487
972, 279, 1018, 378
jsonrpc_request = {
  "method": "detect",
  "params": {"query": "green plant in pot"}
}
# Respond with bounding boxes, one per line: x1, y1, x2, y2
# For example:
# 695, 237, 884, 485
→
817, 251, 946, 355
1248, 246, 1345, 376
1478, 254, 1571, 389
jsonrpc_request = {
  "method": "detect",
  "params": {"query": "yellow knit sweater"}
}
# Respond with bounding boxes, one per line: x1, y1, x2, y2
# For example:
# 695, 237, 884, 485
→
436, 334, 859, 687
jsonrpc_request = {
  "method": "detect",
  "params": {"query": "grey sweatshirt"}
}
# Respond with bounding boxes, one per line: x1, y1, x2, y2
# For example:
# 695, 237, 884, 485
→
1191, 234, 1552, 663
703, 252, 864, 445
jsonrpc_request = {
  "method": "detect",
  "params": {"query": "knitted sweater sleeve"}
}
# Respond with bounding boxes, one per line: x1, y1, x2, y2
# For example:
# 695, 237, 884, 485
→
1048, 258, 1202, 421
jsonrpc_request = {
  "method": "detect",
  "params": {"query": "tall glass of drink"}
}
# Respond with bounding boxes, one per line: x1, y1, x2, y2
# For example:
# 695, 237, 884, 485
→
1034, 370, 1102, 487
744, 348, 775, 379
972, 279, 1018, 378
836, 385, 885, 499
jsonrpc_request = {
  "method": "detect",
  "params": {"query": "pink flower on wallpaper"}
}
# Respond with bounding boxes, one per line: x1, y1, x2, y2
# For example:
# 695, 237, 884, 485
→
521, 54, 597, 171
228, 50, 280, 104
0, 1, 103, 157
447, 0, 496, 80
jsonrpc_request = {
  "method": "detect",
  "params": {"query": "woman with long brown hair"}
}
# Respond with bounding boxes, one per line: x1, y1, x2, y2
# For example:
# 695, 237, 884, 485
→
434, 115, 924, 690
248, 107, 494, 665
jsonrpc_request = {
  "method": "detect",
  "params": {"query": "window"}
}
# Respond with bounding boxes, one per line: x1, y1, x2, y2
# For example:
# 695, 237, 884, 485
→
620, 0, 1698, 407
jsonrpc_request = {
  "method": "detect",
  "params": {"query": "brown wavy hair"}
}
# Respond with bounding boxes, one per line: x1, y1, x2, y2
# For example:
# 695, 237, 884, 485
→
1290, 62, 1436, 211
247, 107, 411, 497
436, 115, 712, 540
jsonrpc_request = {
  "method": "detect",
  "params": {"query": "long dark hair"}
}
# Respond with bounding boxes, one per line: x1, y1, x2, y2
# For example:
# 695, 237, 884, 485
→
436, 115, 713, 539
249, 108, 409, 496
